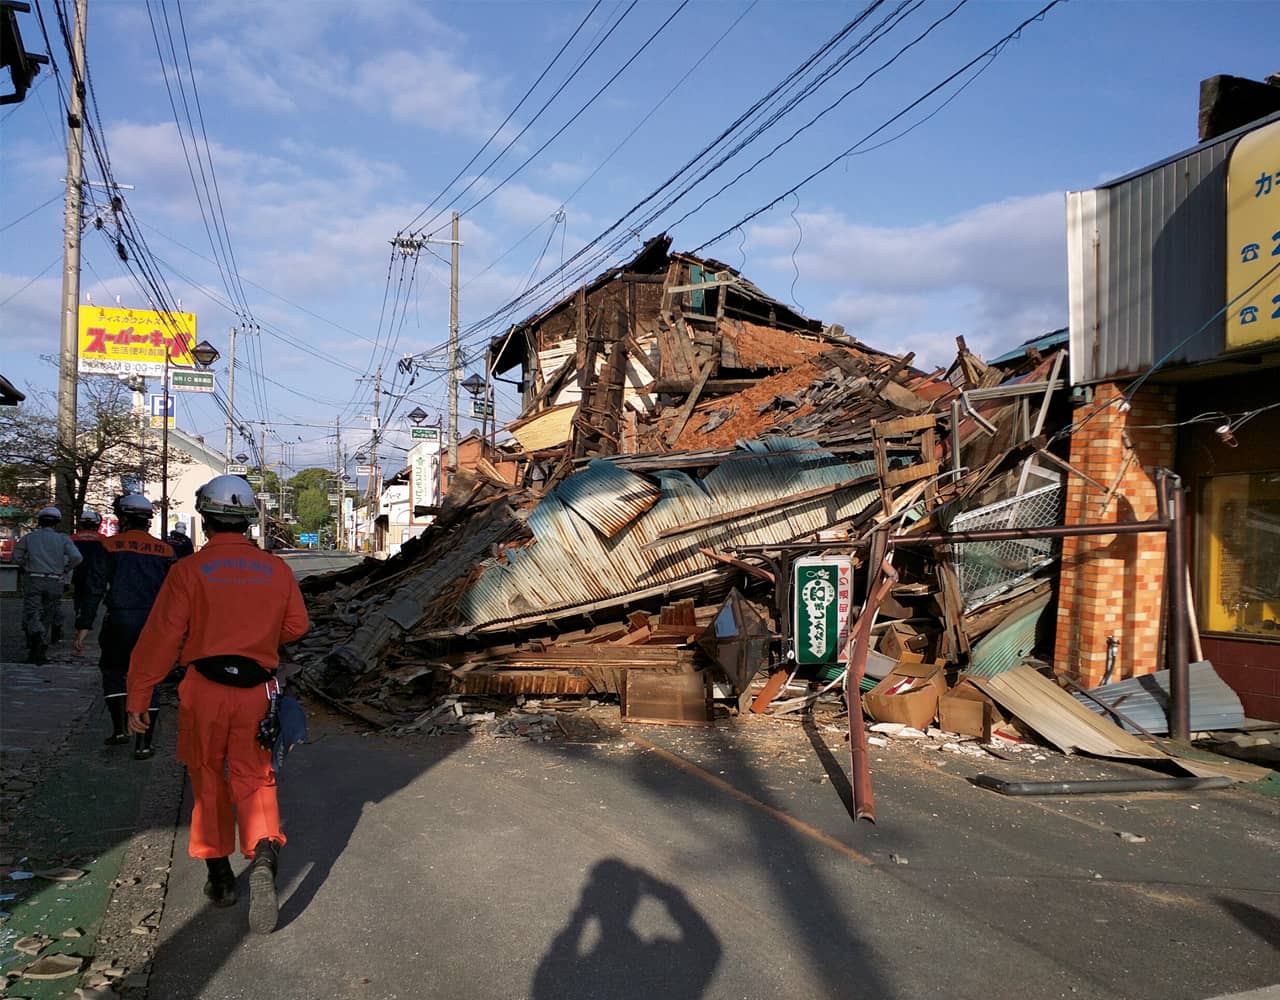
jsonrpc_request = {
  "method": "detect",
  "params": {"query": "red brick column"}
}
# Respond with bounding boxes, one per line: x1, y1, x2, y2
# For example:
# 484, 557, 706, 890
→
1053, 383, 1176, 686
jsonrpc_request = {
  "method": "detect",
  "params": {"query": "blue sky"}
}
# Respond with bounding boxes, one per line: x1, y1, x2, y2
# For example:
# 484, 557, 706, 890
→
1, 0, 1275, 473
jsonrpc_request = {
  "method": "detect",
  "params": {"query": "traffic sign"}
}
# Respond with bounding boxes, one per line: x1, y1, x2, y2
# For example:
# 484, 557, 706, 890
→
355, 465, 376, 476
148, 393, 174, 429
226, 464, 249, 475
410, 426, 439, 441
170, 370, 215, 393
247, 475, 264, 485
470, 399, 495, 418
299, 532, 318, 546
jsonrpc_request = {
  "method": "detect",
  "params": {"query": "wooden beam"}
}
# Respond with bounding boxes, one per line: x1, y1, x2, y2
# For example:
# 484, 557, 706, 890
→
663, 359, 714, 448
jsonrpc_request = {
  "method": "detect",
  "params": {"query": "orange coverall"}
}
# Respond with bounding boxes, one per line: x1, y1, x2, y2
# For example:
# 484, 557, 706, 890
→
127, 533, 310, 859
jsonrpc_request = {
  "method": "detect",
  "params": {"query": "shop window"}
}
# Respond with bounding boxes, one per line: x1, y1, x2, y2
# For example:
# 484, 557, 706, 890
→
1198, 472, 1280, 637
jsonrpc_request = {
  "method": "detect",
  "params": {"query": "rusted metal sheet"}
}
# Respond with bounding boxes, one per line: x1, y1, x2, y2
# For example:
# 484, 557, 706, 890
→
455, 670, 590, 696
555, 460, 662, 538
454, 438, 882, 631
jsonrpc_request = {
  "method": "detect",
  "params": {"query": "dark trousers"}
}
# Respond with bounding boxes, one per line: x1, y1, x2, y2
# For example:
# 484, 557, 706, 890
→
22, 576, 63, 645
100, 620, 146, 701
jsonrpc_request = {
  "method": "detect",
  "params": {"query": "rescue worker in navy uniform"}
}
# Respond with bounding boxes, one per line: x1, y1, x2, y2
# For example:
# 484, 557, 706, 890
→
167, 521, 195, 559
70, 509, 110, 650
11, 506, 82, 664
128, 475, 309, 934
92, 493, 175, 757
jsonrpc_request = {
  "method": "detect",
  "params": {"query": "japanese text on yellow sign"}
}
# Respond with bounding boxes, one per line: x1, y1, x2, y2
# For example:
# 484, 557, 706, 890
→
1226, 118, 1280, 350
77, 306, 198, 376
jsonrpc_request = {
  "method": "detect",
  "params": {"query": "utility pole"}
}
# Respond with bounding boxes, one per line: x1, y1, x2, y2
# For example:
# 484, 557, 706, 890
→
334, 415, 344, 551
448, 210, 459, 472
224, 325, 236, 465
258, 423, 268, 549
54, 0, 88, 527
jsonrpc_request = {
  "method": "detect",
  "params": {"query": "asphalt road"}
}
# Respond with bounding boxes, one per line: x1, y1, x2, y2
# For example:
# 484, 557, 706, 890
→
276, 550, 366, 580
146, 713, 1280, 1000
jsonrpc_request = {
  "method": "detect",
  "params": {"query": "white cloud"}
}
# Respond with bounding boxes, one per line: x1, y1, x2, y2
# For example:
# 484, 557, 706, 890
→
745, 192, 1068, 368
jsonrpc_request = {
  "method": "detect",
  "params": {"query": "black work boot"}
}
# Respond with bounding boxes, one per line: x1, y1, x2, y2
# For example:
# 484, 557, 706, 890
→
26, 638, 47, 666
248, 838, 280, 934
203, 857, 237, 908
134, 710, 157, 760
104, 699, 129, 745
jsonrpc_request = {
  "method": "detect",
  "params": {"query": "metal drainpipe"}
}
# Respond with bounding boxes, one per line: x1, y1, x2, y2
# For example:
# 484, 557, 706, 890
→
1163, 471, 1191, 741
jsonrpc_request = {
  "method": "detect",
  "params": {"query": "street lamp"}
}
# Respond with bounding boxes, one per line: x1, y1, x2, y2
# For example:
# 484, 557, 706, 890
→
408, 406, 428, 426
161, 337, 220, 539
235, 452, 248, 465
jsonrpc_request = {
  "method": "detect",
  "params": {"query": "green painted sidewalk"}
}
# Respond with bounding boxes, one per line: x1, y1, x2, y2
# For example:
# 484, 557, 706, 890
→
1, 670, 171, 999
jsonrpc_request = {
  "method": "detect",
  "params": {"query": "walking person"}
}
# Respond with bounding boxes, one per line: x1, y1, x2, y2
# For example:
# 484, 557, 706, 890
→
11, 506, 82, 664
127, 475, 309, 934
166, 520, 195, 559
70, 509, 110, 652
91, 494, 174, 756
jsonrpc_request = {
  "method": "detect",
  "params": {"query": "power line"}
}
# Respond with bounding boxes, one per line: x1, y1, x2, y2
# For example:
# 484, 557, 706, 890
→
0, 190, 63, 234
400, 0, 606, 234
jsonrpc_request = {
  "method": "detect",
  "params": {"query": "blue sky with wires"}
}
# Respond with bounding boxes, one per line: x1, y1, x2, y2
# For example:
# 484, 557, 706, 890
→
0, 0, 1274, 474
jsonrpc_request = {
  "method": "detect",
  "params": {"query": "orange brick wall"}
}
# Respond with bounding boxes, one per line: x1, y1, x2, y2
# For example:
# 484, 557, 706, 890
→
1054, 383, 1176, 686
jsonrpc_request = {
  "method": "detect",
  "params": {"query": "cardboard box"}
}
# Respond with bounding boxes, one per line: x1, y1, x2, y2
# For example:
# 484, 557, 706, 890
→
861, 656, 946, 730
939, 675, 1005, 740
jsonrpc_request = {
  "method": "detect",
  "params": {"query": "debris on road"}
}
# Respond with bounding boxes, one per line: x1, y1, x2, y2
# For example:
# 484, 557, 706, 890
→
283, 238, 1269, 816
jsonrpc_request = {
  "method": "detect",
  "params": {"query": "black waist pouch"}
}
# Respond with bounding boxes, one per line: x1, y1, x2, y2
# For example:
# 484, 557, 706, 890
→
192, 654, 275, 688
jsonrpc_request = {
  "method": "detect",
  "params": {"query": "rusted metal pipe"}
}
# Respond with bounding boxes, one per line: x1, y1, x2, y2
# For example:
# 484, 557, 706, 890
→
845, 540, 897, 824
891, 518, 1170, 546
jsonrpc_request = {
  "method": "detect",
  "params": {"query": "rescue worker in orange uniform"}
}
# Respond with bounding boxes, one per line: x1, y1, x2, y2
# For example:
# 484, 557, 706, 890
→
126, 475, 309, 934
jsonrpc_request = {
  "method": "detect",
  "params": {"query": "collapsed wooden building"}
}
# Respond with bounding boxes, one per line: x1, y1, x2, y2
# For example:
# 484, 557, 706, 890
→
290, 235, 1248, 792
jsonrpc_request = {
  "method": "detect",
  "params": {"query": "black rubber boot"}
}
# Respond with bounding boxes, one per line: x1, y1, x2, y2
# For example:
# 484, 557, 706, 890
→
248, 838, 280, 935
203, 857, 237, 908
26, 637, 47, 666
134, 710, 157, 759
104, 699, 130, 745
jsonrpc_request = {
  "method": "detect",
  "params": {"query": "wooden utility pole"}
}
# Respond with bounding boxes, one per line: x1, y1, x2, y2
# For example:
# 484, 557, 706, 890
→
55, 0, 88, 527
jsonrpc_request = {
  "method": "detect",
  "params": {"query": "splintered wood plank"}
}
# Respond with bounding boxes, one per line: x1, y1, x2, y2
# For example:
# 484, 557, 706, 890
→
872, 413, 939, 437
884, 460, 939, 487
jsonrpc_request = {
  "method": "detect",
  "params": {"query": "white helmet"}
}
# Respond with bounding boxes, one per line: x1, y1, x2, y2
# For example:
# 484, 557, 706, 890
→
195, 475, 257, 518
37, 505, 61, 522
80, 509, 103, 527
113, 493, 155, 519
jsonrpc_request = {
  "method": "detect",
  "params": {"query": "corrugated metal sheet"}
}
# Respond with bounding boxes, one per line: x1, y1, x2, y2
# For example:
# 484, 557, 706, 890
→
965, 593, 1052, 678
455, 437, 880, 628
555, 460, 662, 538
1065, 113, 1280, 385
1073, 661, 1244, 735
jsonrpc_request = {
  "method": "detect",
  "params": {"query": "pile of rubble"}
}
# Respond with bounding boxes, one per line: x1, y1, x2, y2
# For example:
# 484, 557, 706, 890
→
287, 234, 1265, 806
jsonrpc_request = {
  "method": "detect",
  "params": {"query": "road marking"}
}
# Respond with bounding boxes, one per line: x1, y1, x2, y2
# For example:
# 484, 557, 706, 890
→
629, 735, 874, 866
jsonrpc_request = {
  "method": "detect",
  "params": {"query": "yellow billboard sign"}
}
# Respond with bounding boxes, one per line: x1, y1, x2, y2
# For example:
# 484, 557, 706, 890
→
77, 306, 198, 376
1226, 118, 1280, 350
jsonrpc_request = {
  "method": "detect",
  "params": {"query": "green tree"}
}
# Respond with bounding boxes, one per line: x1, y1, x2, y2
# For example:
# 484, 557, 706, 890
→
0, 371, 183, 524
288, 467, 332, 496
295, 487, 331, 533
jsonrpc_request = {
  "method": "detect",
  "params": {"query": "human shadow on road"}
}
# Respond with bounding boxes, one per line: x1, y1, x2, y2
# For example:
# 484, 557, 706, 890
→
532, 857, 721, 1000
144, 717, 463, 997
